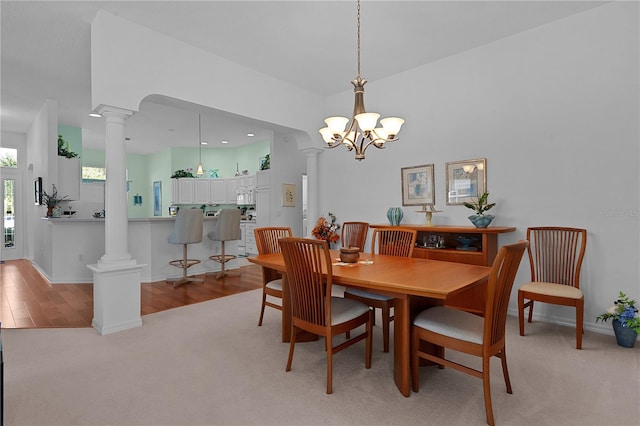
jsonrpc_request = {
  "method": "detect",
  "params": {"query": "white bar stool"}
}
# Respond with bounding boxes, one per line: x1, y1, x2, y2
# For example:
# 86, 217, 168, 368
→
167, 209, 204, 287
208, 209, 241, 279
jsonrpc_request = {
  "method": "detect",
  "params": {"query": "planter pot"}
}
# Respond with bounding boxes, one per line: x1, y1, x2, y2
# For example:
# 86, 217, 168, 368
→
387, 207, 404, 226
612, 319, 637, 348
468, 214, 494, 228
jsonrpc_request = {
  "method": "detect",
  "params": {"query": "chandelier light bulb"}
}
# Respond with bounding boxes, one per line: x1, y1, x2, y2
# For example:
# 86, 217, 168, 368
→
325, 116, 350, 135
354, 112, 380, 132
379, 117, 405, 137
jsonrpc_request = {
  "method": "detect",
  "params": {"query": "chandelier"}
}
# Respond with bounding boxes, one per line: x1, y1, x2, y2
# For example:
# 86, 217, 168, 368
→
319, 0, 404, 161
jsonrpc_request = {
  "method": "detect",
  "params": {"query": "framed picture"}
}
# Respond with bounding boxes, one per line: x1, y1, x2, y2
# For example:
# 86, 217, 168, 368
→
34, 177, 42, 205
445, 158, 487, 205
281, 183, 295, 207
153, 181, 162, 216
401, 164, 435, 206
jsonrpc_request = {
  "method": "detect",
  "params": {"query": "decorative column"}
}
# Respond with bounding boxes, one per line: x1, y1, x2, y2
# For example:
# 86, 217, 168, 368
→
87, 105, 145, 335
301, 147, 322, 237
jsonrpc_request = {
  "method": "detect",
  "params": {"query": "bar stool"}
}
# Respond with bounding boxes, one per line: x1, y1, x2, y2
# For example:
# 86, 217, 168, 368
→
167, 209, 204, 287
208, 209, 241, 279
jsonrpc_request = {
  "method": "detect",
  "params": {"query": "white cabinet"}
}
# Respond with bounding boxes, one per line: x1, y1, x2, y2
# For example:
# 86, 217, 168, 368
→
256, 170, 271, 190
171, 178, 195, 204
210, 179, 227, 204
58, 157, 80, 200
226, 177, 238, 204
245, 222, 258, 255
194, 179, 211, 204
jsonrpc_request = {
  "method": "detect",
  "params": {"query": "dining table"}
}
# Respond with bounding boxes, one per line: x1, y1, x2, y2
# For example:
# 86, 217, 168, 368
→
249, 249, 491, 397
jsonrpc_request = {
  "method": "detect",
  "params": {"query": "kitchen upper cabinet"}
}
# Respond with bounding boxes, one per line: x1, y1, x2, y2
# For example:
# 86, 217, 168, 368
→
255, 170, 271, 190
58, 157, 80, 200
226, 177, 238, 204
171, 178, 195, 204
194, 179, 211, 204
210, 179, 227, 204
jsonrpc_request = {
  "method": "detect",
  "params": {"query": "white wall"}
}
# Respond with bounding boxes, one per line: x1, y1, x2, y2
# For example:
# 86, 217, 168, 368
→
319, 2, 639, 333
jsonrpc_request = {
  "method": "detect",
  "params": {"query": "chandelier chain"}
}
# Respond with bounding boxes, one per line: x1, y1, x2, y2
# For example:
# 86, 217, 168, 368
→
356, 0, 361, 78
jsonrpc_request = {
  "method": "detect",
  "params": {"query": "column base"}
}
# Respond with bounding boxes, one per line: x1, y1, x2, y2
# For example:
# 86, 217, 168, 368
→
87, 262, 146, 335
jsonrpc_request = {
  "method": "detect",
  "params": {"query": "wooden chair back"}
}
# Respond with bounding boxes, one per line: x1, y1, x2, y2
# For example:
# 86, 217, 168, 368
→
526, 227, 587, 288
279, 237, 332, 328
341, 222, 369, 251
254, 227, 293, 255
484, 241, 528, 347
371, 228, 417, 257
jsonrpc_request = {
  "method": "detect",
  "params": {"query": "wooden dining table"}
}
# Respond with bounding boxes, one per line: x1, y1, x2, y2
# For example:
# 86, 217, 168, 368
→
249, 250, 491, 397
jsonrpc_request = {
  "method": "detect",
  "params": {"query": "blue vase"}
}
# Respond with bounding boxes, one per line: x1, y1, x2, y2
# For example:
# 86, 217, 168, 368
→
612, 319, 637, 348
387, 207, 404, 226
468, 214, 494, 228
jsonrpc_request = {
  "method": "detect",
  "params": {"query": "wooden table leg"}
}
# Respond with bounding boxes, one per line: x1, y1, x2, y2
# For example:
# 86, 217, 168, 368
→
393, 296, 411, 397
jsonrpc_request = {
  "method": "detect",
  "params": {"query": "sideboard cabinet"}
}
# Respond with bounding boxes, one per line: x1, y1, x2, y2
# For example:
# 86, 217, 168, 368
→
370, 224, 516, 313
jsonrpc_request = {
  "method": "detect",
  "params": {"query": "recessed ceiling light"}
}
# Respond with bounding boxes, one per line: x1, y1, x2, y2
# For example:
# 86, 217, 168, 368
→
201, 141, 208, 145
221, 140, 229, 144
247, 133, 255, 137
168, 128, 175, 132
89, 113, 102, 118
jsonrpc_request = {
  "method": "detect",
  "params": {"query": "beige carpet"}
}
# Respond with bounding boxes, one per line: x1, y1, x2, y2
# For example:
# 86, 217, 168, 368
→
3, 289, 639, 426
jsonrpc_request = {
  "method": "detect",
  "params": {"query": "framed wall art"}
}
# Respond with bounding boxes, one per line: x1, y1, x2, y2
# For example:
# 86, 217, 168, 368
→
445, 158, 486, 205
401, 164, 435, 206
153, 181, 162, 216
281, 183, 295, 207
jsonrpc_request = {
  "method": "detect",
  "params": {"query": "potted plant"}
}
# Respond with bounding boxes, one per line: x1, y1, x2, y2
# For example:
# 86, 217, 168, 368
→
463, 192, 496, 228
42, 184, 69, 217
311, 212, 340, 248
57, 134, 78, 158
596, 292, 639, 348
170, 168, 195, 178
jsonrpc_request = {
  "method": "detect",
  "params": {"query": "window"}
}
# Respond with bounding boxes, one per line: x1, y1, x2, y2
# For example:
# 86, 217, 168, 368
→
82, 166, 106, 181
0, 148, 17, 168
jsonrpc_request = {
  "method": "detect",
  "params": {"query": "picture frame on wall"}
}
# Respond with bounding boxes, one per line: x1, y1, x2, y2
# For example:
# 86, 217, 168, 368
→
281, 183, 295, 207
401, 164, 435, 206
153, 181, 162, 216
445, 158, 487, 205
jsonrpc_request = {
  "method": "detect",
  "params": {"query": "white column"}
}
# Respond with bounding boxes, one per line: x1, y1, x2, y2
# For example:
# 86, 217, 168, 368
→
87, 104, 145, 335
301, 147, 322, 237
98, 106, 135, 267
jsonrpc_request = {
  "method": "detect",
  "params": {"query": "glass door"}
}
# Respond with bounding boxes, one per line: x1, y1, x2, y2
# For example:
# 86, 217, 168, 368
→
1, 171, 22, 260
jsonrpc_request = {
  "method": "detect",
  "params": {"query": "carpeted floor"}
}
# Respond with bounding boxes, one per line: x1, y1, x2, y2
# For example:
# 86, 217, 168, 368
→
3, 289, 639, 425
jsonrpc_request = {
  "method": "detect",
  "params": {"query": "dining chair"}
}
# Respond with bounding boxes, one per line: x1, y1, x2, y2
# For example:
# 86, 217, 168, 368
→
279, 237, 373, 394
207, 209, 241, 279
344, 227, 417, 352
167, 208, 204, 287
411, 241, 528, 426
341, 221, 369, 251
254, 226, 292, 326
518, 227, 587, 349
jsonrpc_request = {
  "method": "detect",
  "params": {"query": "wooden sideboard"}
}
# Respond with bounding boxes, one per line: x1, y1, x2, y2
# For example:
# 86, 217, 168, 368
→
370, 224, 516, 313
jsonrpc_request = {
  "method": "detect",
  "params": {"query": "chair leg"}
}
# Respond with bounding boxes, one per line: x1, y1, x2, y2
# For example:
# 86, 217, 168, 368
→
258, 289, 267, 326
576, 299, 584, 349
286, 326, 297, 372
482, 356, 495, 426
382, 305, 391, 353
498, 349, 512, 394
327, 339, 333, 394
527, 299, 534, 323
365, 310, 373, 369
518, 290, 525, 336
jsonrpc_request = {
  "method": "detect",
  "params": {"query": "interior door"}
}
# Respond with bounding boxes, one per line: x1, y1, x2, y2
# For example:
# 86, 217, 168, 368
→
1, 169, 23, 260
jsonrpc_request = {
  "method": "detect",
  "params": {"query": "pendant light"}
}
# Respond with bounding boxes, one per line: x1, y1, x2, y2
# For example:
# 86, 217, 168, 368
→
196, 114, 204, 176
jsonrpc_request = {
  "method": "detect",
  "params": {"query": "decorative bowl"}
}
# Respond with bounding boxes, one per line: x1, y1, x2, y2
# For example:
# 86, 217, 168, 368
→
340, 247, 360, 263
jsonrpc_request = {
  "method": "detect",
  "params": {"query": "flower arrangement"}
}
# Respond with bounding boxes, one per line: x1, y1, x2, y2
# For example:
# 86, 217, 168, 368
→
312, 212, 340, 245
596, 292, 640, 334
171, 168, 195, 178
57, 134, 78, 158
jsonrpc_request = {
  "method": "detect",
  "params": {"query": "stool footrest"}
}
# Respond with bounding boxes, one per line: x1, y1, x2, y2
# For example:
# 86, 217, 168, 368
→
209, 255, 237, 263
169, 259, 202, 269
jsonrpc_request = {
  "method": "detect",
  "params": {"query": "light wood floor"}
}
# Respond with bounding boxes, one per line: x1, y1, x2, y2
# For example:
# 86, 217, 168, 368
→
0, 259, 262, 329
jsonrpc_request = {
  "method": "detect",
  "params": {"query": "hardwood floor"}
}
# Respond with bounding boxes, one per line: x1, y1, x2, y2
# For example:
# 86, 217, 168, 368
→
0, 259, 262, 329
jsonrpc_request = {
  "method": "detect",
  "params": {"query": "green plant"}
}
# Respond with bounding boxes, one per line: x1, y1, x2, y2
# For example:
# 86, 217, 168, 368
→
41, 184, 69, 209
171, 168, 195, 178
57, 135, 78, 158
596, 292, 640, 334
260, 154, 270, 170
463, 192, 496, 215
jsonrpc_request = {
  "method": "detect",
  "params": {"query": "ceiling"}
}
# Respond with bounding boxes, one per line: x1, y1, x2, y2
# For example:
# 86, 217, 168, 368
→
1, 1, 606, 154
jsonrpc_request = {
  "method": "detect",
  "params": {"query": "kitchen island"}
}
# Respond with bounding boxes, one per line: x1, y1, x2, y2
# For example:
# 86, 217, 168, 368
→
36, 216, 238, 284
